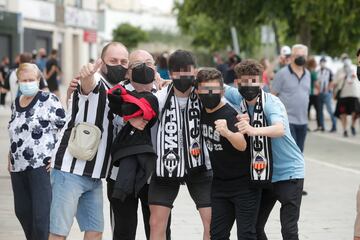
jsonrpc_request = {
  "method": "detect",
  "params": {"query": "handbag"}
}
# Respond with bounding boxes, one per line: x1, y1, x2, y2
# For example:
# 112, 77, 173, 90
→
67, 81, 106, 161
68, 122, 101, 161
335, 76, 346, 100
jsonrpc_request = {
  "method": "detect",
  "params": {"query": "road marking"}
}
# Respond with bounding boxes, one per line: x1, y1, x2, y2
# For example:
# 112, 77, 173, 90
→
309, 132, 360, 146
306, 157, 360, 175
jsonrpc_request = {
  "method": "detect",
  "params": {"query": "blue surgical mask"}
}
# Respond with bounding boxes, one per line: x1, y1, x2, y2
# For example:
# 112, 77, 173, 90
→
19, 81, 39, 96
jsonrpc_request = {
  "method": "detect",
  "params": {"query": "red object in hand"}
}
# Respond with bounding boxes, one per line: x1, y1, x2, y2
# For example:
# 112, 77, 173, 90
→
107, 85, 156, 121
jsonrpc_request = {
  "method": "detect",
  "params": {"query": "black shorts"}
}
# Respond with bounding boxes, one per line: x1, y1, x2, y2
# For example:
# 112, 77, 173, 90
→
148, 171, 212, 209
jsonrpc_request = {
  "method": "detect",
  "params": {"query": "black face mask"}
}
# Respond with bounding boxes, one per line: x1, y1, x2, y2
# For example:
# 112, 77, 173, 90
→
357, 66, 360, 81
294, 56, 306, 66
198, 93, 221, 110
105, 64, 127, 85
132, 63, 155, 84
173, 76, 195, 93
238, 86, 260, 101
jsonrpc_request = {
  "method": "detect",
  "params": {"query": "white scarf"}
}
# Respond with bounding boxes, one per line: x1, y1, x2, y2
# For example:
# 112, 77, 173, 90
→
156, 85, 207, 180
241, 90, 273, 186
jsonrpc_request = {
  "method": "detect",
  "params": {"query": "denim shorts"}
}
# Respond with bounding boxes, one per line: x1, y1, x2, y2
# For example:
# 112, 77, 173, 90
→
49, 169, 104, 236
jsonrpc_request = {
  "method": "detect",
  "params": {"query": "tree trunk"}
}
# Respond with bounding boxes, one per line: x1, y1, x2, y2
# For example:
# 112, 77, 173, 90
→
297, 18, 312, 50
272, 21, 280, 55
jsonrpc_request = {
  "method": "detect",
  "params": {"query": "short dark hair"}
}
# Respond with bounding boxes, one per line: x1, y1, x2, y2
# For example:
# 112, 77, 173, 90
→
168, 50, 196, 72
234, 59, 263, 78
19, 52, 33, 64
50, 49, 58, 55
357, 48, 360, 57
101, 42, 126, 59
195, 67, 223, 88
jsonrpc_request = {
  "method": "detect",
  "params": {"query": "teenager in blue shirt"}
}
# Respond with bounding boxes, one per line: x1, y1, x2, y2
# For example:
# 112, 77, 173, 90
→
225, 59, 305, 240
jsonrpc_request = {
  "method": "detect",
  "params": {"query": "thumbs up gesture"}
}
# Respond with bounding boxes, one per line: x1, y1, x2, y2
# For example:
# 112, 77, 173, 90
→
78, 59, 103, 94
79, 58, 103, 82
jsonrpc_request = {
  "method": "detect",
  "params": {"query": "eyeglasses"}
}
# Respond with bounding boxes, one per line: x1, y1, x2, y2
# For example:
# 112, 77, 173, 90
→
129, 60, 154, 69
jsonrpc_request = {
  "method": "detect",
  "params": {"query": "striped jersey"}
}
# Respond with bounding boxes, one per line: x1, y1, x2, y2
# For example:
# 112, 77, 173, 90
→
52, 73, 114, 179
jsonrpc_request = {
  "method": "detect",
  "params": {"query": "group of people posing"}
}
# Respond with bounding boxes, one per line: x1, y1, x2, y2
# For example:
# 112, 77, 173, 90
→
8, 42, 307, 240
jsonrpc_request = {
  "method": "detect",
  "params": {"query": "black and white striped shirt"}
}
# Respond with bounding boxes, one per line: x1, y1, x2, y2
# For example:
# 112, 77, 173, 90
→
52, 73, 114, 179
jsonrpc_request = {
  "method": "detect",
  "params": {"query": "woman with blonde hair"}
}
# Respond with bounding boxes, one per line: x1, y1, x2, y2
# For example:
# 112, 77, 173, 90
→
8, 63, 66, 240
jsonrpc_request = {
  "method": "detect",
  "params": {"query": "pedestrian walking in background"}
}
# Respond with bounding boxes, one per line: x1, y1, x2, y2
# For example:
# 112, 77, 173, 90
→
0, 56, 10, 108
213, 53, 228, 79
317, 57, 337, 132
156, 52, 170, 80
272, 44, 311, 153
306, 57, 322, 131
224, 51, 241, 86
45, 49, 61, 97
260, 57, 274, 93
275, 45, 292, 72
334, 54, 360, 137
36, 48, 48, 73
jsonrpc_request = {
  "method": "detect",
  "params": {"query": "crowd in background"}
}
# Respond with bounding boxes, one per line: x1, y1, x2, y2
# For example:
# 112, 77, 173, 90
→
0, 48, 61, 107
212, 47, 360, 138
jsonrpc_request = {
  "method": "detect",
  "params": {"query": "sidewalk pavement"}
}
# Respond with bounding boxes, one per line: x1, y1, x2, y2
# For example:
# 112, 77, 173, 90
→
1, 101, 359, 239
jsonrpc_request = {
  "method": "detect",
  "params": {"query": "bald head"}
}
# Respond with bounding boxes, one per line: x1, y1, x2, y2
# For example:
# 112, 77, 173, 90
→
129, 50, 154, 66
128, 50, 156, 92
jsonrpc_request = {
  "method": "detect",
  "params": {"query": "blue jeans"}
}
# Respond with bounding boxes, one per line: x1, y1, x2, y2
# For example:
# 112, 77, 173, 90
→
50, 169, 104, 236
318, 92, 336, 130
289, 124, 307, 152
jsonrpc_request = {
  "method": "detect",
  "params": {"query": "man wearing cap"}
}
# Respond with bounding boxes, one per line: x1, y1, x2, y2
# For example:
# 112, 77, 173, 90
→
276, 46, 292, 71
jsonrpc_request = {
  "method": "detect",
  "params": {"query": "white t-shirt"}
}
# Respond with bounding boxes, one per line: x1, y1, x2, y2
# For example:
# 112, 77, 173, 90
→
334, 65, 360, 98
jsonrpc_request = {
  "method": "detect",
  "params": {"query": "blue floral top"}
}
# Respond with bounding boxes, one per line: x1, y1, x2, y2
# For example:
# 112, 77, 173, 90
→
8, 91, 66, 172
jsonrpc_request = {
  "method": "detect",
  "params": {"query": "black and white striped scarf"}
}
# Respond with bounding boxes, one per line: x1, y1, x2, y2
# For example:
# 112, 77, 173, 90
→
156, 85, 207, 181
240, 90, 273, 186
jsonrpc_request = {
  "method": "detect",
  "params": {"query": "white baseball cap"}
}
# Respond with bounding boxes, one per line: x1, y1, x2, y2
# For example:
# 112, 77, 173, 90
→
280, 46, 291, 56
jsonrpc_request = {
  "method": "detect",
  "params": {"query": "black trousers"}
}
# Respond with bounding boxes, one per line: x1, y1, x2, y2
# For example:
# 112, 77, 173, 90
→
256, 179, 304, 240
210, 183, 261, 240
107, 180, 171, 240
0, 92, 6, 105
10, 166, 52, 240
308, 95, 321, 128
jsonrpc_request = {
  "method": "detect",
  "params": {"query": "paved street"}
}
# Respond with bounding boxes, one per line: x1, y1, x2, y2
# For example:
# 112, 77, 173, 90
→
0, 104, 359, 239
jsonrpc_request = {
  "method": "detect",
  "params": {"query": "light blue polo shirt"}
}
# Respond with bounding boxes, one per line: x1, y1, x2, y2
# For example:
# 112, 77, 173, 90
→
225, 86, 305, 182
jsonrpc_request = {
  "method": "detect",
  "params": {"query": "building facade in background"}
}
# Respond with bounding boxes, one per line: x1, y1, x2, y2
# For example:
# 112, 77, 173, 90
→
0, 0, 177, 87
0, 0, 98, 86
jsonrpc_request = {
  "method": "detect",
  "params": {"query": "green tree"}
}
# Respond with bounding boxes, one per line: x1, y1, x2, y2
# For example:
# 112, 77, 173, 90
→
176, 0, 360, 56
112, 23, 148, 49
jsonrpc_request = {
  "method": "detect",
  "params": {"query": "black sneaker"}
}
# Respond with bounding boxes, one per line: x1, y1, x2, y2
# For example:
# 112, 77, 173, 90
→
302, 190, 308, 196
344, 130, 348, 137
351, 126, 356, 136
